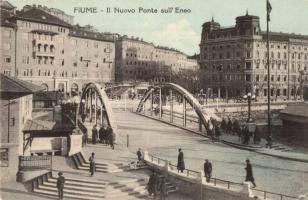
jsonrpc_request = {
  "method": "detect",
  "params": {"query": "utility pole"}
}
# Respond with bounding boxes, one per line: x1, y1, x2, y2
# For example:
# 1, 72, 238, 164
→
266, 0, 272, 146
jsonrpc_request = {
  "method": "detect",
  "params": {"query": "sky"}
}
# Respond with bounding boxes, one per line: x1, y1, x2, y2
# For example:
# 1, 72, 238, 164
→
8, 0, 308, 55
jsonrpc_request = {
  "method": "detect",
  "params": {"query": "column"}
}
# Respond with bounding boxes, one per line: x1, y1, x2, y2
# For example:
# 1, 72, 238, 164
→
159, 88, 162, 119
199, 118, 202, 132
150, 90, 153, 116
89, 89, 92, 123
101, 105, 104, 126
94, 92, 97, 125
170, 89, 173, 123
183, 95, 186, 127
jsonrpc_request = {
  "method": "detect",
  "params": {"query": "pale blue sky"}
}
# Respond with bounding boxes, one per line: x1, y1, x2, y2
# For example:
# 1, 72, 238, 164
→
9, 0, 308, 55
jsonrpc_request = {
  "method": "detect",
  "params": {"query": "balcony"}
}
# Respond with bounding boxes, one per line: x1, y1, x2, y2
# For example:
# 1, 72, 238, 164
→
35, 50, 55, 57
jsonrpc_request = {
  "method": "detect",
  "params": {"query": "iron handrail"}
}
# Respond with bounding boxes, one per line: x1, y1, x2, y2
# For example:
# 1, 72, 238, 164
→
147, 153, 297, 199
251, 188, 298, 200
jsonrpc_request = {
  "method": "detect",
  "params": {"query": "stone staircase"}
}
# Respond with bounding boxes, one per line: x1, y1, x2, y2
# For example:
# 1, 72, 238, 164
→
71, 152, 146, 173
31, 172, 178, 200
32, 172, 106, 200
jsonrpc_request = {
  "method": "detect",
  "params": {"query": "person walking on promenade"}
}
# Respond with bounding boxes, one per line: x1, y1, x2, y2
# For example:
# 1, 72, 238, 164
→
214, 124, 221, 141
137, 148, 143, 162
92, 125, 98, 144
107, 126, 115, 150
148, 171, 158, 198
221, 118, 227, 133
57, 172, 65, 200
159, 177, 168, 200
227, 118, 233, 134
204, 159, 212, 182
99, 125, 104, 144
245, 159, 256, 188
177, 148, 185, 173
89, 152, 96, 176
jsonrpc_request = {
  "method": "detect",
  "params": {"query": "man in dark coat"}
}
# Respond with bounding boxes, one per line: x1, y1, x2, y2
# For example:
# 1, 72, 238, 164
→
99, 125, 104, 144
148, 171, 158, 198
137, 148, 142, 162
245, 159, 256, 188
227, 118, 233, 134
92, 125, 98, 144
159, 177, 168, 200
89, 152, 96, 176
177, 148, 185, 173
204, 159, 212, 182
57, 172, 65, 200
107, 126, 114, 149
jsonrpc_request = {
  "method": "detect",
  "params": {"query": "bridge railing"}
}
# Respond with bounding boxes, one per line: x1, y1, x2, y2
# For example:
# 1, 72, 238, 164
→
251, 188, 298, 200
144, 152, 299, 200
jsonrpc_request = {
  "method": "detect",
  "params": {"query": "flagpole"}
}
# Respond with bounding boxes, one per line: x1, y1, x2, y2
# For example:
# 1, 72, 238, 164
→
266, 0, 272, 147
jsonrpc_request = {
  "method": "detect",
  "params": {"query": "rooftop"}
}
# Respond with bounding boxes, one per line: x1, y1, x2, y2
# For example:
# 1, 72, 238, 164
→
0, 74, 44, 99
69, 25, 116, 42
14, 7, 71, 28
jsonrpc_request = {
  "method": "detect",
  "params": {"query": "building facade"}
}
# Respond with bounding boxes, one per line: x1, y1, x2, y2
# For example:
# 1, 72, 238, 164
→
0, 3, 116, 95
0, 74, 43, 182
199, 13, 308, 101
115, 36, 199, 83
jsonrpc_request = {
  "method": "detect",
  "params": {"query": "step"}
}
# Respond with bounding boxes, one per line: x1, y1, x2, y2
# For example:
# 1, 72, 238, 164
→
33, 188, 103, 200
108, 178, 146, 185
38, 185, 105, 198
80, 152, 126, 166
49, 177, 106, 187
106, 190, 148, 198
43, 181, 105, 192
107, 184, 147, 194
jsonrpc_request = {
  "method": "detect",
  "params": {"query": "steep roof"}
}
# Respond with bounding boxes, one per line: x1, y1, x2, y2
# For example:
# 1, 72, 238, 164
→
1, 9, 16, 28
0, 74, 44, 96
15, 7, 71, 28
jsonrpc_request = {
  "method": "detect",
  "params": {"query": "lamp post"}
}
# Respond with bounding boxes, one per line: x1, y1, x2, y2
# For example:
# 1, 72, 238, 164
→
243, 92, 255, 122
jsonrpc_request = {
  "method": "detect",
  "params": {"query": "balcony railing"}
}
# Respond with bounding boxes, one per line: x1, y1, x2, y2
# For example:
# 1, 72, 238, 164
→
19, 155, 52, 171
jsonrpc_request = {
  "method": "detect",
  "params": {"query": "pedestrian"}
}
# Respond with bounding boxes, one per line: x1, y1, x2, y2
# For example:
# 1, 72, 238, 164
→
137, 148, 143, 162
92, 125, 98, 144
221, 118, 227, 132
159, 177, 168, 200
204, 159, 212, 182
227, 118, 233, 134
148, 171, 158, 198
57, 172, 65, 200
107, 126, 114, 149
177, 148, 185, 173
214, 124, 221, 141
89, 152, 96, 176
245, 159, 256, 188
99, 125, 104, 144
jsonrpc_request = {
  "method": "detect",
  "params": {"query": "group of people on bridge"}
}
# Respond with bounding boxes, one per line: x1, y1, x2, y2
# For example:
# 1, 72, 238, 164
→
91, 124, 115, 149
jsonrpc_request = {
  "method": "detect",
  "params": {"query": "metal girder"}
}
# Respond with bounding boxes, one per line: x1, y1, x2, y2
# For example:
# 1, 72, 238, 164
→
79, 82, 118, 140
136, 83, 221, 131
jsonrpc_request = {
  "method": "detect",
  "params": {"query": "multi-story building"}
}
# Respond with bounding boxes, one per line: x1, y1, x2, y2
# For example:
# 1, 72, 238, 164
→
115, 36, 199, 83
22, 4, 74, 25
0, 4, 116, 94
199, 13, 308, 101
0, 74, 43, 182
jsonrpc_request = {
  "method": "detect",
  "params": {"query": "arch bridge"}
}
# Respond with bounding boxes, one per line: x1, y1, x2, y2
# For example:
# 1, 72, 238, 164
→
136, 83, 221, 134
77, 82, 117, 140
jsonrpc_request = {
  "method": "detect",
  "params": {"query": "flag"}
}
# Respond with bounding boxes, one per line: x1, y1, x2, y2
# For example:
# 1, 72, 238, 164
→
267, 0, 272, 21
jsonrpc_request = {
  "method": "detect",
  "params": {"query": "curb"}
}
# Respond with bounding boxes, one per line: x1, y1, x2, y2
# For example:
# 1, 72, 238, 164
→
134, 112, 308, 163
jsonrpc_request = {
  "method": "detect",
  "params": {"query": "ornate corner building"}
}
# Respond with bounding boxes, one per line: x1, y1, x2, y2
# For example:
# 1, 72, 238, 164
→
199, 13, 308, 101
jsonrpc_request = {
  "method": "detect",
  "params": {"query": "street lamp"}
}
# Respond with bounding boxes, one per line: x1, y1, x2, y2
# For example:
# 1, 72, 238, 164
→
243, 92, 255, 122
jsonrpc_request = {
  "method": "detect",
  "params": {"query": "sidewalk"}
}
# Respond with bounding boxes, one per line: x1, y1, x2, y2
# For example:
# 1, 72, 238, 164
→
220, 134, 308, 163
